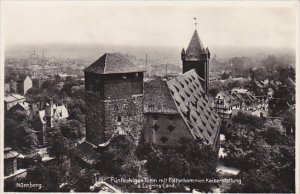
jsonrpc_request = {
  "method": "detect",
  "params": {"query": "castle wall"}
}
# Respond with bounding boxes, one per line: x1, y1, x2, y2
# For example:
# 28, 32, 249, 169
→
104, 95, 144, 141
85, 71, 144, 145
144, 113, 193, 146
85, 92, 105, 145
103, 73, 143, 100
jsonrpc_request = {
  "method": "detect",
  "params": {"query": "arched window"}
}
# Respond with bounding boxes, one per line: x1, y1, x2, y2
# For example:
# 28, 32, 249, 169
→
117, 116, 122, 122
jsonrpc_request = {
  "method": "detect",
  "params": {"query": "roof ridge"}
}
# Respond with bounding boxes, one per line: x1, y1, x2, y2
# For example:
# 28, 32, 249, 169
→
103, 53, 108, 74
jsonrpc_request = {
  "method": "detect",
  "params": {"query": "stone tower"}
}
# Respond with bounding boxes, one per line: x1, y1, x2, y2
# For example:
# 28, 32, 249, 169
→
84, 53, 144, 145
181, 30, 210, 93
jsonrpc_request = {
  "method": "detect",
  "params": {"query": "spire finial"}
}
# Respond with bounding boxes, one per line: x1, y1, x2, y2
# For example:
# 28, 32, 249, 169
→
193, 17, 197, 29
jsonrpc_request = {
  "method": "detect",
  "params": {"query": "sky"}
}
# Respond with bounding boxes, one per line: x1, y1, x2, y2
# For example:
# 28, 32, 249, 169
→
2, 1, 298, 50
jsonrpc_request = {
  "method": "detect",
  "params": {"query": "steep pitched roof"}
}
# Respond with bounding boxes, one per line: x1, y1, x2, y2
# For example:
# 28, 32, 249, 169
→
167, 70, 221, 145
84, 53, 145, 74
186, 30, 205, 60
144, 79, 179, 113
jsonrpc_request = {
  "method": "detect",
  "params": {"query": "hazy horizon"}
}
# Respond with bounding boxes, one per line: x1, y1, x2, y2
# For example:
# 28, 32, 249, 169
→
2, 1, 298, 51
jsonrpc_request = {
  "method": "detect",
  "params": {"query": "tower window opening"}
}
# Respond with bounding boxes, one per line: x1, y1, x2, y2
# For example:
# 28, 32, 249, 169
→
117, 116, 122, 122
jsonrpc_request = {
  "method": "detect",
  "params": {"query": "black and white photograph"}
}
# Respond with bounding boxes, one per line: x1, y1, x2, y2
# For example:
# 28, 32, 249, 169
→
1, 1, 298, 193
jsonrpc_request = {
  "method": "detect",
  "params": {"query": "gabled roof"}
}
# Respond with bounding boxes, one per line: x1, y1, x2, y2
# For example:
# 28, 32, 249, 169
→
84, 53, 145, 74
216, 91, 239, 107
144, 79, 179, 113
167, 70, 221, 145
186, 30, 205, 60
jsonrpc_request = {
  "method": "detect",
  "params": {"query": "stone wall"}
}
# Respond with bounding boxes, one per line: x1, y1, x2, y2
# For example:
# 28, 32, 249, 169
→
104, 78, 143, 100
144, 113, 193, 146
85, 92, 105, 145
104, 95, 143, 141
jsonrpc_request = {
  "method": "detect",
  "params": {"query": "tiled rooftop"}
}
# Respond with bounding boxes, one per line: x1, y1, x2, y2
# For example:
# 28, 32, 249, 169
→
167, 70, 221, 145
84, 53, 145, 74
144, 79, 179, 113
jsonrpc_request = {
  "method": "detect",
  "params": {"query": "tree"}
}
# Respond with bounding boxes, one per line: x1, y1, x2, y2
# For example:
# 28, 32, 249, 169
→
56, 120, 85, 140
137, 139, 219, 192
223, 112, 295, 193
4, 111, 38, 152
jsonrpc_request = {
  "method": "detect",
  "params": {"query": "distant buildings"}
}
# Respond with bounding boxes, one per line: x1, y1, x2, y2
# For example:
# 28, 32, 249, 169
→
213, 91, 240, 119
213, 87, 269, 119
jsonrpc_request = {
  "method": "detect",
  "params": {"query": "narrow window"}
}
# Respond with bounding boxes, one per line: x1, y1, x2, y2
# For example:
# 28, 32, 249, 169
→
117, 116, 122, 122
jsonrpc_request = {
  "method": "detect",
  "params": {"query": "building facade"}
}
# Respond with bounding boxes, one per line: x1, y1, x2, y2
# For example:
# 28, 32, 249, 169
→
213, 91, 240, 119
143, 71, 221, 150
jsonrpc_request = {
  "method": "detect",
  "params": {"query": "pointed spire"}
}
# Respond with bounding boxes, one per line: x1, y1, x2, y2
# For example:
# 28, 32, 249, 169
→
186, 30, 205, 60
181, 48, 185, 54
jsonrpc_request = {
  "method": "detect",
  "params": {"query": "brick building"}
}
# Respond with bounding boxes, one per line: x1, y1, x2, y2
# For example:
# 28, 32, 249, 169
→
84, 53, 145, 145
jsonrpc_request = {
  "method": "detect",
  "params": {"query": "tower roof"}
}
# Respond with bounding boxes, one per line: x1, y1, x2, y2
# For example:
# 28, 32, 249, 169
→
84, 53, 145, 74
186, 30, 205, 60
